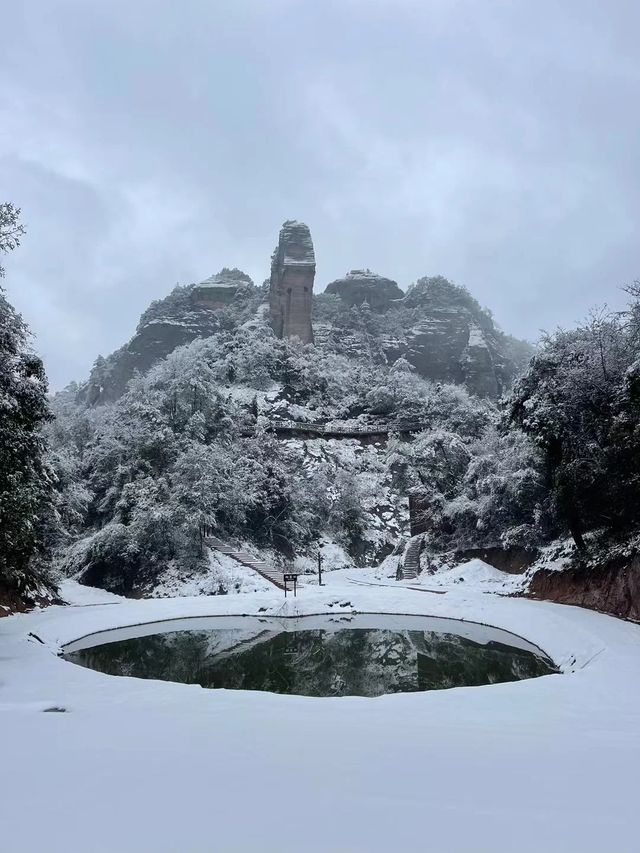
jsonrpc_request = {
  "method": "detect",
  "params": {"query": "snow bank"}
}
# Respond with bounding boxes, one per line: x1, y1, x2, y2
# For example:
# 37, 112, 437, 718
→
425, 558, 530, 594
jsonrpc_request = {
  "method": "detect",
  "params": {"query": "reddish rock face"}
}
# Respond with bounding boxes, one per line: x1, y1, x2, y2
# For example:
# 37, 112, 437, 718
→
269, 220, 315, 344
528, 557, 640, 621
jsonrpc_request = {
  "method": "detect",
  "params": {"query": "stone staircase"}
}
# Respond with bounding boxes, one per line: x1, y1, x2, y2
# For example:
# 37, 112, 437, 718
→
398, 537, 422, 580
204, 534, 287, 590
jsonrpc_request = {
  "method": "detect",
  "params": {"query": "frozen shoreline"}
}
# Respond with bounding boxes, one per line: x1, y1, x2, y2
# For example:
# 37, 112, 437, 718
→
2, 564, 639, 852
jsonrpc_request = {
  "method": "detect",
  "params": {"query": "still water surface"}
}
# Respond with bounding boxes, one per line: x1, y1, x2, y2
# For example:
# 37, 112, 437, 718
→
63, 614, 556, 697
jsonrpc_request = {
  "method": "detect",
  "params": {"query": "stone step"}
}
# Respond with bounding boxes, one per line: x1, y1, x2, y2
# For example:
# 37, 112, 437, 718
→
205, 535, 288, 590
398, 537, 422, 580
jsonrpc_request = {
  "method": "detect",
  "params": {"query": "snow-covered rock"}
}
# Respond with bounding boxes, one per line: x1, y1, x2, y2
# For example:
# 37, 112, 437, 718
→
324, 269, 404, 312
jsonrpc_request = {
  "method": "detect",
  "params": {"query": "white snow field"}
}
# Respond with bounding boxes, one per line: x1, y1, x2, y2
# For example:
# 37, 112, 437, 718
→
1, 564, 639, 853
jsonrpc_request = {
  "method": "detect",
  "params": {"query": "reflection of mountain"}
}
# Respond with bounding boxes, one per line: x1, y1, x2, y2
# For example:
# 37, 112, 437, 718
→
65, 628, 555, 697
408, 633, 551, 690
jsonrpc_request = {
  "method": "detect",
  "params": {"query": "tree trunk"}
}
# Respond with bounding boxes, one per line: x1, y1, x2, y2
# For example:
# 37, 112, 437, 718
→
568, 518, 586, 551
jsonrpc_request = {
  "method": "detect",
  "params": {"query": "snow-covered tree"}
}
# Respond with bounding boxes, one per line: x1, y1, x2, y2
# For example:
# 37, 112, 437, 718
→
445, 427, 549, 550
0, 206, 54, 596
509, 305, 640, 547
0, 203, 25, 278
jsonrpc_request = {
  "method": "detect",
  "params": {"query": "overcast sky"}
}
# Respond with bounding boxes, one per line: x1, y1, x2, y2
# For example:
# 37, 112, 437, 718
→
1, 0, 639, 389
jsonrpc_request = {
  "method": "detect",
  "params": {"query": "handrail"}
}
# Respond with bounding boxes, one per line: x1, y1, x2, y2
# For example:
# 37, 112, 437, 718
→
254, 420, 424, 436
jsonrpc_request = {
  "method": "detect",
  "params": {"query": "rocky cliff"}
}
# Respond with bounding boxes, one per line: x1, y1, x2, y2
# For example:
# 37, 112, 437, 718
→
391, 276, 522, 397
78, 224, 531, 404
79, 269, 256, 404
317, 274, 531, 397
325, 270, 403, 312
192, 267, 253, 307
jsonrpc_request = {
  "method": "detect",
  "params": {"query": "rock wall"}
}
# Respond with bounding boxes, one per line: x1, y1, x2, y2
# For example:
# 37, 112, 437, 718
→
316, 273, 533, 398
79, 270, 254, 404
391, 277, 515, 397
528, 557, 640, 621
325, 270, 403, 313
192, 267, 252, 308
269, 220, 315, 344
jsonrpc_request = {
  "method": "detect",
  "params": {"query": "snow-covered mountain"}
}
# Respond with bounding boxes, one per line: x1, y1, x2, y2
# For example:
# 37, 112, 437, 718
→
78, 265, 531, 406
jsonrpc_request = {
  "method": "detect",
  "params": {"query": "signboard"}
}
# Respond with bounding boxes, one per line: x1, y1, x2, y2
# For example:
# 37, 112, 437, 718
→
283, 572, 299, 597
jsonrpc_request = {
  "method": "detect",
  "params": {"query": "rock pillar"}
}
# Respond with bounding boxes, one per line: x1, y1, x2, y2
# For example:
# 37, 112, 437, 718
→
269, 220, 315, 344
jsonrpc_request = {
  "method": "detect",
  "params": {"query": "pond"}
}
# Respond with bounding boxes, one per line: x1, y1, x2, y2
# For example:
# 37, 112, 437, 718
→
63, 613, 557, 697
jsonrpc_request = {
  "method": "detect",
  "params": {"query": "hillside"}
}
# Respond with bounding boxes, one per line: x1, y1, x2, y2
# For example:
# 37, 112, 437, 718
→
48, 317, 495, 595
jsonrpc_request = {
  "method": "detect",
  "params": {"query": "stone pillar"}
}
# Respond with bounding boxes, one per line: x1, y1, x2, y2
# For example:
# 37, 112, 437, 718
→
269, 220, 315, 344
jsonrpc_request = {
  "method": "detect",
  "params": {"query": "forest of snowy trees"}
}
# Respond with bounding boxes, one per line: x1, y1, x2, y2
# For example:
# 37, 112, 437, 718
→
2, 201, 640, 604
46, 331, 494, 592
40, 281, 640, 595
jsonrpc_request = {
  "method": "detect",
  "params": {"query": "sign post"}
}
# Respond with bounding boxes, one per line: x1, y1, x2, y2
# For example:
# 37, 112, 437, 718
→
283, 573, 299, 597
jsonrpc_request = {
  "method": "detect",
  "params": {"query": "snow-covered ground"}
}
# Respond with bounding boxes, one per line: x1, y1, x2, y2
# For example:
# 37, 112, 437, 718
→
1, 564, 639, 852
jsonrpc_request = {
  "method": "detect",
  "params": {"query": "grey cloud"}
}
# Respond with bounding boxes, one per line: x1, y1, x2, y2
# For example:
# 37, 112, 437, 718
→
1, 0, 639, 388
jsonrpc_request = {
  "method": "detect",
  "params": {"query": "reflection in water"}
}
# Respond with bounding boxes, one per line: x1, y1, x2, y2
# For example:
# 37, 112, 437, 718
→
64, 624, 556, 697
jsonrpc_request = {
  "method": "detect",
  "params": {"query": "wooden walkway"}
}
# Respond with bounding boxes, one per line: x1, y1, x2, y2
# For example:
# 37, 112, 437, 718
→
204, 534, 287, 590
240, 419, 425, 440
